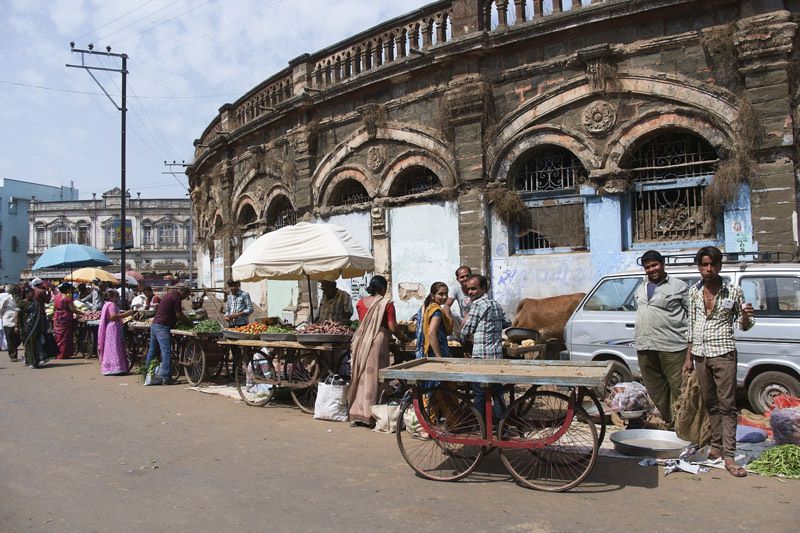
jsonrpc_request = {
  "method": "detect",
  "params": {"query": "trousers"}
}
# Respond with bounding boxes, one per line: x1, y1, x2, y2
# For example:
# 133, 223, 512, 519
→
637, 349, 686, 428
693, 351, 737, 458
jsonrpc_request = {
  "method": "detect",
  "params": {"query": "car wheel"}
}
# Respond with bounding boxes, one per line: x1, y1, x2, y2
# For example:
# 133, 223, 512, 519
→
594, 360, 633, 400
747, 371, 800, 415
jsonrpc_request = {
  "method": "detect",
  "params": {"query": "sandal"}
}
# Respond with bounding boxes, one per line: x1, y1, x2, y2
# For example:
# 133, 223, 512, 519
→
707, 449, 723, 461
724, 459, 747, 477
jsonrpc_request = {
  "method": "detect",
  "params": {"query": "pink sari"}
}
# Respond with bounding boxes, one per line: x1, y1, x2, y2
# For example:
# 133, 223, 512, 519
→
53, 293, 76, 359
98, 301, 128, 375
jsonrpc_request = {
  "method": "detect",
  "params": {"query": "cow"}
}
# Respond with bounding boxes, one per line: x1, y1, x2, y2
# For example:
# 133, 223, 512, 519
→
512, 293, 586, 343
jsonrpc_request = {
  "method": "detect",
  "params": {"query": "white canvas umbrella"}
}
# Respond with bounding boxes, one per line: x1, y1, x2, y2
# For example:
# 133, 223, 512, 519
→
231, 222, 374, 319
232, 222, 373, 282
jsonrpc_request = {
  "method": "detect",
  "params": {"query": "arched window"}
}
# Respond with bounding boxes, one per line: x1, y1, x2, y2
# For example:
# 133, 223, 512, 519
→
51, 224, 73, 246
389, 166, 442, 197
511, 145, 587, 253
142, 221, 154, 245
35, 224, 46, 248
624, 132, 718, 243
329, 179, 370, 206
265, 195, 296, 231
76, 222, 90, 245
237, 203, 258, 228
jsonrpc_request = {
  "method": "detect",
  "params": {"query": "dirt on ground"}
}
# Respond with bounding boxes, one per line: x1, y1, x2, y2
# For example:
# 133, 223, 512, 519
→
0, 356, 797, 532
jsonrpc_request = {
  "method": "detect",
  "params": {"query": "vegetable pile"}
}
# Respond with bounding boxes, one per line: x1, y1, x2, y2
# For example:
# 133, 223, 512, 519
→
610, 382, 653, 412
190, 320, 223, 333
298, 320, 353, 336
747, 444, 800, 479
770, 407, 800, 445
265, 324, 295, 334
79, 311, 102, 322
227, 323, 269, 334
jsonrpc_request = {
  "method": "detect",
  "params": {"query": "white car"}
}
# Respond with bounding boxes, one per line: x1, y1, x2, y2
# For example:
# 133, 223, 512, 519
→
563, 261, 800, 413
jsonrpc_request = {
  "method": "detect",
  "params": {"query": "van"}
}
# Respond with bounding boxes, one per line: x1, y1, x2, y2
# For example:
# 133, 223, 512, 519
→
563, 256, 800, 413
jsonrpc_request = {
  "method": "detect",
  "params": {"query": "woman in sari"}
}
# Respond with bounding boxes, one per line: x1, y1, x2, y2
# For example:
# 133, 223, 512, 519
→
98, 289, 135, 375
19, 286, 47, 368
348, 275, 408, 427
52, 282, 83, 359
415, 282, 453, 359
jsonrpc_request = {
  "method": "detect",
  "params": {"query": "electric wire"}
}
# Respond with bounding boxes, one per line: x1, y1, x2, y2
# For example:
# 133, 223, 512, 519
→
72, 0, 162, 42
0, 79, 235, 99
106, 0, 217, 48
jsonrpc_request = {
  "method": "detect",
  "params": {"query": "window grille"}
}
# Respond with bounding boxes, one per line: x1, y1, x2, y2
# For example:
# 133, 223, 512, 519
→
516, 202, 586, 251
266, 196, 296, 231
52, 225, 73, 245
628, 133, 718, 243
390, 167, 441, 196
514, 147, 587, 193
159, 223, 179, 245
331, 179, 370, 206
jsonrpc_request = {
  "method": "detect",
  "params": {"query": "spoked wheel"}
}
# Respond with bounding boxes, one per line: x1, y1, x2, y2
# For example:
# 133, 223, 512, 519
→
396, 387, 485, 482
182, 339, 206, 386
498, 390, 598, 492
234, 354, 276, 407
579, 388, 606, 447
288, 353, 321, 414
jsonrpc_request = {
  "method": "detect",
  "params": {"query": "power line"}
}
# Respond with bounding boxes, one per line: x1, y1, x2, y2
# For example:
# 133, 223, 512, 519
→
92, 0, 186, 43
107, 0, 217, 48
0, 79, 235, 99
72, 0, 162, 41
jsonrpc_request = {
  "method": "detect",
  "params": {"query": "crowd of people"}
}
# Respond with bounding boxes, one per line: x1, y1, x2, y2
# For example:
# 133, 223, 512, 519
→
1, 245, 756, 478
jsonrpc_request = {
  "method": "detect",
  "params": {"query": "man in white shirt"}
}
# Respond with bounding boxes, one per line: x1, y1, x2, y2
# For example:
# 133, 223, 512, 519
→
445, 266, 473, 334
0, 285, 21, 362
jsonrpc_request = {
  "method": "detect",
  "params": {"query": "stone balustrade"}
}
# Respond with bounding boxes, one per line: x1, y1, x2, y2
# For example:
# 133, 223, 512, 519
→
30, 199, 189, 212
489, 0, 605, 29
232, 67, 294, 128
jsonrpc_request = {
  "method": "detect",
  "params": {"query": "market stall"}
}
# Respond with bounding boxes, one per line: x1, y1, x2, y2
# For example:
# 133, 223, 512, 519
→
229, 222, 374, 413
380, 358, 612, 492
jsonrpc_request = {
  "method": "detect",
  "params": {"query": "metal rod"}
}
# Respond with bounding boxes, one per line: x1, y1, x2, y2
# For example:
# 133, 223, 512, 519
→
120, 53, 128, 310
306, 275, 315, 323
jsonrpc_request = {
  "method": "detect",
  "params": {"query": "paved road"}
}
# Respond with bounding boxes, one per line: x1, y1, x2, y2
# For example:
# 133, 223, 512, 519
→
1, 357, 797, 532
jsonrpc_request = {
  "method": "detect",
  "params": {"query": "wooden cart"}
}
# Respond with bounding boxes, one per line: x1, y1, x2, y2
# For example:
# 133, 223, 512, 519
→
171, 329, 227, 386
219, 338, 350, 414
380, 358, 611, 492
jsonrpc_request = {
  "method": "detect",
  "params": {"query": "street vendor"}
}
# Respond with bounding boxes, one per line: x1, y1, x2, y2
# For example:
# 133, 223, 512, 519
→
317, 280, 353, 323
131, 285, 160, 311
80, 279, 103, 311
144, 284, 192, 386
461, 274, 510, 419
221, 279, 253, 327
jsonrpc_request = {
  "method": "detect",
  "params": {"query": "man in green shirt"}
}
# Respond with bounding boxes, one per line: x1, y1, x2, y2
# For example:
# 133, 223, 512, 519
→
634, 250, 689, 429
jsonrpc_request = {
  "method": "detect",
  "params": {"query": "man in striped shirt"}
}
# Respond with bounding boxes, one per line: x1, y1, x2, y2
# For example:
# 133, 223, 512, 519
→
683, 246, 754, 477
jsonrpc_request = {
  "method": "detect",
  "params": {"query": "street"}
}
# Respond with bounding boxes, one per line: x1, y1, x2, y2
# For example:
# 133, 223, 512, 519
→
1, 358, 797, 533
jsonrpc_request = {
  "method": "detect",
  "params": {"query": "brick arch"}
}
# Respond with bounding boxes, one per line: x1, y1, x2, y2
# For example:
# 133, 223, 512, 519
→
488, 73, 740, 177
311, 123, 456, 202
234, 196, 258, 227
605, 112, 732, 170
263, 184, 295, 217
492, 126, 598, 184
378, 151, 455, 196
317, 165, 376, 208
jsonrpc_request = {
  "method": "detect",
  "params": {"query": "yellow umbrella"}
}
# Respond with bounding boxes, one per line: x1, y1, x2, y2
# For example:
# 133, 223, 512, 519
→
64, 267, 118, 284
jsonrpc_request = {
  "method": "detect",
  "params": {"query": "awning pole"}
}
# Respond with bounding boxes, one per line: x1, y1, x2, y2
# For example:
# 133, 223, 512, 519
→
307, 275, 315, 323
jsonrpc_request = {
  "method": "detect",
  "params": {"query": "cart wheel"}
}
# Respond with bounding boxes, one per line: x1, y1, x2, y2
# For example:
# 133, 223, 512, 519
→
182, 339, 206, 386
234, 355, 275, 407
288, 353, 321, 414
579, 388, 606, 447
396, 387, 485, 482
498, 391, 598, 492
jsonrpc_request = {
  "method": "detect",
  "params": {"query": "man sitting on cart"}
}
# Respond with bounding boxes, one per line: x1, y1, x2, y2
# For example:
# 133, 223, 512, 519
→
460, 274, 511, 420
317, 280, 353, 324
222, 279, 253, 327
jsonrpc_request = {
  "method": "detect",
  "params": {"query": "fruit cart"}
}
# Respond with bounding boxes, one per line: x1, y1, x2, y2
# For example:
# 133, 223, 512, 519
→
170, 324, 226, 386
219, 336, 351, 413
380, 358, 611, 492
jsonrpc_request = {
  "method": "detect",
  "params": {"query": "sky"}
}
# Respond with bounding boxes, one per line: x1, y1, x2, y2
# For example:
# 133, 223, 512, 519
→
0, 0, 432, 200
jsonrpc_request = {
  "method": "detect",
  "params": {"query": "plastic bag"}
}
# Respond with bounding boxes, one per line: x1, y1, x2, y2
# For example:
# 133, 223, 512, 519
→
770, 406, 800, 445
314, 374, 349, 422
610, 382, 653, 412
371, 401, 401, 433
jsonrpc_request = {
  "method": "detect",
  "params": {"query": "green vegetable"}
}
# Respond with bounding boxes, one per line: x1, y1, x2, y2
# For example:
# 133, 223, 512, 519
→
190, 320, 222, 333
266, 324, 294, 333
747, 444, 800, 478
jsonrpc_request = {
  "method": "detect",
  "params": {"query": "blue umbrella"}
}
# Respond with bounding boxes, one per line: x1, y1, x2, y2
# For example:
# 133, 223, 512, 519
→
32, 244, 112, 270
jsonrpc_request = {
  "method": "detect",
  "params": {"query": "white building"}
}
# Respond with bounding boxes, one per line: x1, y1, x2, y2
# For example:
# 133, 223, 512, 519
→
26, 188, 192, 279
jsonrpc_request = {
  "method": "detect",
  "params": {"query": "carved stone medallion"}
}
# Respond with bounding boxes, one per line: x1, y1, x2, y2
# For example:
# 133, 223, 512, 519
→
367, 146, 386, 171
582, 100, 616, 135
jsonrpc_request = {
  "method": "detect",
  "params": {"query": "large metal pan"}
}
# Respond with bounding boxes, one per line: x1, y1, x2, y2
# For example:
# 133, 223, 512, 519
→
610, 429, 691, 459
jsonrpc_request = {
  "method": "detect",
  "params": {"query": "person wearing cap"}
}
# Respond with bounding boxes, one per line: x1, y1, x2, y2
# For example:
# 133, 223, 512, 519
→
222, 279, 253, 327
144, 284, 192, 385
634, 250, 689, 429
52, 282, 84, 359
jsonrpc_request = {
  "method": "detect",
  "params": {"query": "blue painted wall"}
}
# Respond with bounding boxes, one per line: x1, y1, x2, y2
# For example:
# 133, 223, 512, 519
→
0, 178, 78, 284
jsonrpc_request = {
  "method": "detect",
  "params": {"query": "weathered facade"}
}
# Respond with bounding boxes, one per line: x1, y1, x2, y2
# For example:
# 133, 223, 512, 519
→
188, 0, 800, 320
26, 188, 192, 279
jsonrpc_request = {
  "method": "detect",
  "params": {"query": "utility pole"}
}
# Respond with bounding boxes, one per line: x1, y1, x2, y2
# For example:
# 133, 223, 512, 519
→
164, 161, 193, 286
67, 42, 129, 309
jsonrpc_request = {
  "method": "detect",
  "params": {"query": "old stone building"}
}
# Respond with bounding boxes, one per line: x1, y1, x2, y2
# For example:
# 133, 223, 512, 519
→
27, 188, 192, 280
188, 0, 800, 320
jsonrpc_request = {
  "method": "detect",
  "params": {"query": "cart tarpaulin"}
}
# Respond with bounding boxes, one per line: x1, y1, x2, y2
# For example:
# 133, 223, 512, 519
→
231, 222, 374, 282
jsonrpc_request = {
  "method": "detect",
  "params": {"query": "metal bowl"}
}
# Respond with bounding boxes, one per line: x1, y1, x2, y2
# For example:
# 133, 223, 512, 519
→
504, 327, 539, 343
610, 429, 691, 459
